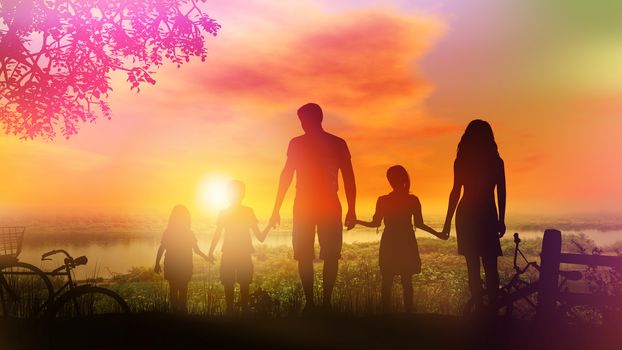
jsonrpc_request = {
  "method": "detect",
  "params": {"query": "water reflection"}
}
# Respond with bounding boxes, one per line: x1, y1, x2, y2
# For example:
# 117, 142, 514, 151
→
16, 224, 622, 279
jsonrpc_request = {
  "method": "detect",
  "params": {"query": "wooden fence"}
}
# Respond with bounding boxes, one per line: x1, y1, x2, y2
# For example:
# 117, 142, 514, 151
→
537, 229, 622, 318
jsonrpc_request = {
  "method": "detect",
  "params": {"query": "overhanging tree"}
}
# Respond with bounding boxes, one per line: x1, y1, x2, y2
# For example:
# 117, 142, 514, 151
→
0, 0, 220, 139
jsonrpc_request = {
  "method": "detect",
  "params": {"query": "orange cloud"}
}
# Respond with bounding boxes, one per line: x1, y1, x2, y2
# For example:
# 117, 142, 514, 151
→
0, 2, 460, 216
152, 7, 450, 129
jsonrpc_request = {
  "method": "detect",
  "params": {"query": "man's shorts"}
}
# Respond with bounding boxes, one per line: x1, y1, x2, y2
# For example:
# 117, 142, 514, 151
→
220, 254, 253, 285
292, 196, 343, 261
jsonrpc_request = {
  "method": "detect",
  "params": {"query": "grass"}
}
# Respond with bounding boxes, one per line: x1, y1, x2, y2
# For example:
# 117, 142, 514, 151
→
3, 233, 616, 321
102, 236, 553, 317
3, 234, 622, 349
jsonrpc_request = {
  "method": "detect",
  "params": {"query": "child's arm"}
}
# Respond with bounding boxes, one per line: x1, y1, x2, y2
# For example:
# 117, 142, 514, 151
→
259, 226, 271, 242
154, 245, 164, 273
251, 223, 268, 243
355, 197, 383, 229
207, 226, 223, 263
413, 197, 447, 240
355, 219, 381, 228
193, 240, 209, 261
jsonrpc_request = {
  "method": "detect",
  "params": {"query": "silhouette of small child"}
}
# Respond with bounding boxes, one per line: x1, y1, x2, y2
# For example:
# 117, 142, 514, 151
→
208, 180, 268, 314
356, 165, 447, 313
154, 205, 210, 314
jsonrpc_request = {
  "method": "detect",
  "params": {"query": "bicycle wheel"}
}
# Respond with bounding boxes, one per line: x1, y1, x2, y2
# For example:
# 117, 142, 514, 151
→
46, 286, 129, 318
45, 286, 131, 347
503, 281, 539, 319
463, 289, 513, 318
0, 262, 53, 318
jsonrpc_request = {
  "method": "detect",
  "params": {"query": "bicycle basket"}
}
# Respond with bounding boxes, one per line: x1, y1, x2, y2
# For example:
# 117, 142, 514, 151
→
0, 226, 25, 258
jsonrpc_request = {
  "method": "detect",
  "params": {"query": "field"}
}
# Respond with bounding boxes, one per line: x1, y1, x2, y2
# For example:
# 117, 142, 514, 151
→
3, 233, 622, 349
100, 234, 608, 318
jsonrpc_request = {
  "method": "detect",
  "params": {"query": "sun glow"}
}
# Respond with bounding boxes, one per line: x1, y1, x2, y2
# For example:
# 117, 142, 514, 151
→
198, 174, 232, 212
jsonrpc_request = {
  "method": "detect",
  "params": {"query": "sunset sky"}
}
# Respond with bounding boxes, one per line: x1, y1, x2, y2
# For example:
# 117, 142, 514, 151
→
1, 0, 621, 220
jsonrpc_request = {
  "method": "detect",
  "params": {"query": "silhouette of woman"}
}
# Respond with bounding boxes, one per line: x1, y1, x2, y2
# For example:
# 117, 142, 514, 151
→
154, 205, 209, 313
442, 120, 506, 310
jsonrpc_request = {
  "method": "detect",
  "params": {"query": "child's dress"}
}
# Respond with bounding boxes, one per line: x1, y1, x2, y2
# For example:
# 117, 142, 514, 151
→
161, 229, 197, 283
373, 192, 422, 276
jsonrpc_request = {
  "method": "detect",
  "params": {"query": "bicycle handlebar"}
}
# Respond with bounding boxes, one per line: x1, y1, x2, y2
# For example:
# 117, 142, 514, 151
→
513, 233, 520, 270
41, 249, 74, 261
74, 256, 88, 266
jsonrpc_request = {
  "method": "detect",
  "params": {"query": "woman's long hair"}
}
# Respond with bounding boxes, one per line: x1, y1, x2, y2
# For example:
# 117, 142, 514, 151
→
457, 119, 500, 165
165, 205, 192, 236
386, 165, 410, 194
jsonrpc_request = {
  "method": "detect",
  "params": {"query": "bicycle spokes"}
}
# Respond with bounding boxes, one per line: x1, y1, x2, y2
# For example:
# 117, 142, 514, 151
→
0, 263, 53, 318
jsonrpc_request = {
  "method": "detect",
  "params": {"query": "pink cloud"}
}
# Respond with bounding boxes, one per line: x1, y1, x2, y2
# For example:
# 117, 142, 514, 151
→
197, 11, 444, 126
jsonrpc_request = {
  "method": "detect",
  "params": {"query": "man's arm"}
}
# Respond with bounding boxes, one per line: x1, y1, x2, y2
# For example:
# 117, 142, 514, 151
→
207, 226, 222, 263
341, 155, 357, 230
269, 157, 295, 228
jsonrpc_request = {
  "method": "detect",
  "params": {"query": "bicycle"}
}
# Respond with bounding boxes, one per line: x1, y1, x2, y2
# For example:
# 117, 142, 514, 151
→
40, 249, 130, 319
463, 233, 582, 318
0, 227, 129, 319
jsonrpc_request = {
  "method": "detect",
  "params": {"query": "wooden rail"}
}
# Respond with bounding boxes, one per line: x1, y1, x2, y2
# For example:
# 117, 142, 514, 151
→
537, 229, 622, 318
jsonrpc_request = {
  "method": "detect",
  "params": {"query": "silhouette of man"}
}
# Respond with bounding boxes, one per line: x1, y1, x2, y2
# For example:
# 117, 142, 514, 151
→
269, 103, 356, 312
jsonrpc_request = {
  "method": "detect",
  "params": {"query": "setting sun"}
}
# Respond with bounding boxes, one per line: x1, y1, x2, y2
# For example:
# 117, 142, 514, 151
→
198, 175, 232, 212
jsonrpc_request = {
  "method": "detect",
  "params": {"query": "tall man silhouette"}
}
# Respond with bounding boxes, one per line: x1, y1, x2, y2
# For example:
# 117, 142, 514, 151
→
269, 103, 357, 312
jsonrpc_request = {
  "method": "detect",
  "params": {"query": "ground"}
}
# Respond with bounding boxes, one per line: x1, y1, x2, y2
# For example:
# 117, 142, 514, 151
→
2, 313, 620, 350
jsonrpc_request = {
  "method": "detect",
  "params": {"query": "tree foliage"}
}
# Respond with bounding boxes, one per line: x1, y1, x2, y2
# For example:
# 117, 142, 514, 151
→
0, 0, 220, 139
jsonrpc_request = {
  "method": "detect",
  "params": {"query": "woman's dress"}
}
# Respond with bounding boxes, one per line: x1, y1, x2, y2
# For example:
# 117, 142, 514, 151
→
455, 158, 503, 257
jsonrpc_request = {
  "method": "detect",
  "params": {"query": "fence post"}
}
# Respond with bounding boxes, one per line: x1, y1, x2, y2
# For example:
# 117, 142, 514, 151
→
537, 229, 562, 319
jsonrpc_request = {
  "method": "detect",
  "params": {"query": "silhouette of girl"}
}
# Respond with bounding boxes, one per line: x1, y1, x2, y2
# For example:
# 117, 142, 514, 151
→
357, 165, 445, 313
442, 120, 506, 310
154, 205, 209, 313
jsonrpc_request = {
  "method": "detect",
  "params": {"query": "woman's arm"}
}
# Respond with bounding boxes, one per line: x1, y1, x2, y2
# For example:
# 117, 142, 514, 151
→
154, 245, 164, 273
443, 160, 463, 236
497, 159, 506, 237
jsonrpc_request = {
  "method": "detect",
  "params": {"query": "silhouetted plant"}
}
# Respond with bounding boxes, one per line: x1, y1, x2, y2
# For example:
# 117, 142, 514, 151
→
0, 0, 220, 139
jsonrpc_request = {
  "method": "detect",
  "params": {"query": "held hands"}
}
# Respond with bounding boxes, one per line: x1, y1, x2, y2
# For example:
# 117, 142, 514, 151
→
258, 227, 271, 243
438, 230, 450, 241
268, 212, 280, 229
432, 229, 449, 241
206, 254, 216, 264
345, 210, 357, 231
440, 222, 451, 240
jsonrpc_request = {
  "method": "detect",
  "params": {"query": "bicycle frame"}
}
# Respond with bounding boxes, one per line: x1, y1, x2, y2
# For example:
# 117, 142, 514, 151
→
512, 232, 540, 275
42, 249, 89, 294
4, 249, 89, 316
1, 249, 127, 320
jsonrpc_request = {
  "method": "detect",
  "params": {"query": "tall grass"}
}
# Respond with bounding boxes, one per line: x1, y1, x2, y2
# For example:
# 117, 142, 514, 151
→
7, 233, 605, 322
101, 237, 547, 317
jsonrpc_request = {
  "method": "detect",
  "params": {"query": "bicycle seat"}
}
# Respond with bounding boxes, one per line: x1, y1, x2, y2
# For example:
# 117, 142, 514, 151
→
559, 270, 582, 281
